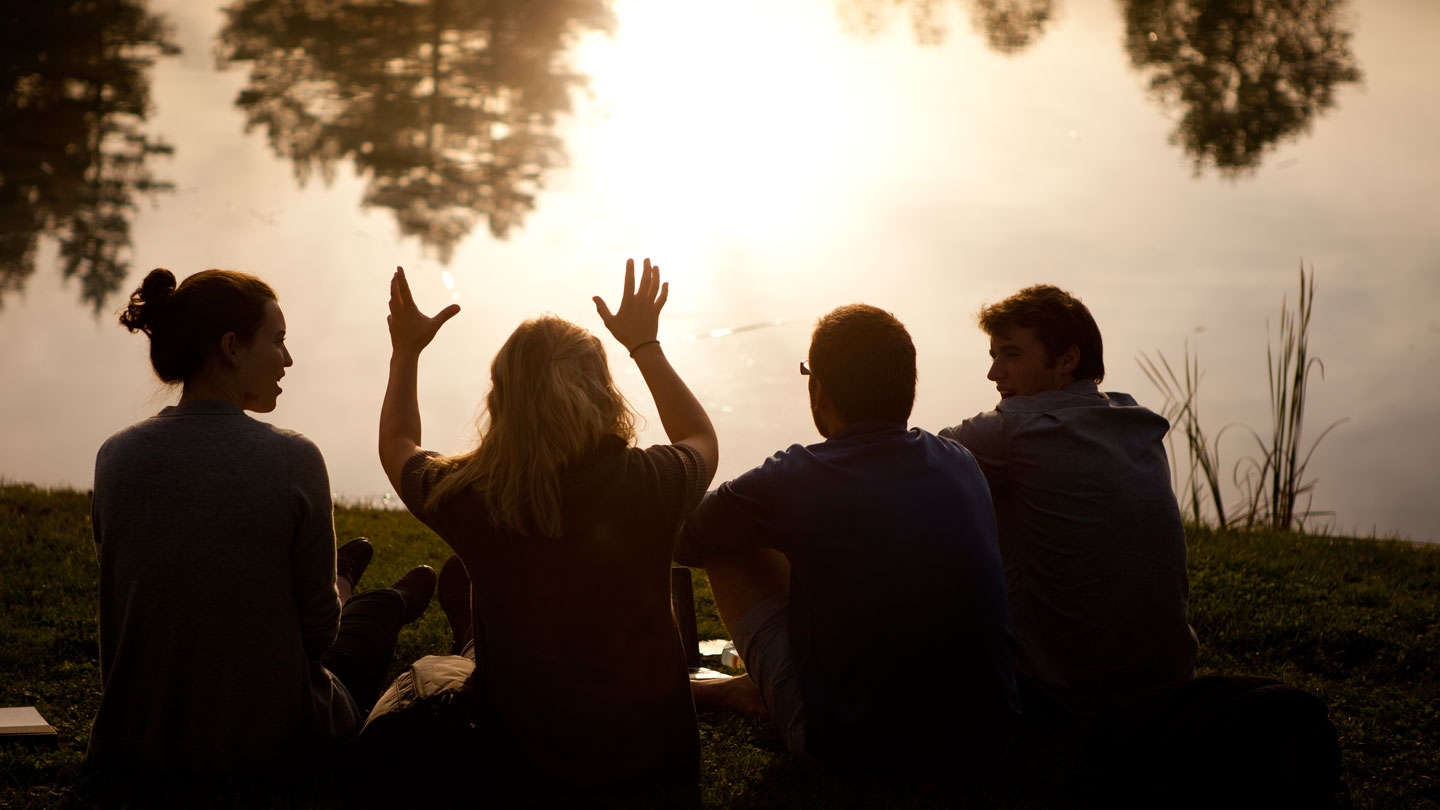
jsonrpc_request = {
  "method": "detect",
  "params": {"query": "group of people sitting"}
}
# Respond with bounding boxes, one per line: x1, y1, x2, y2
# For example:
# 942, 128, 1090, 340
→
86, 258, 1199, 799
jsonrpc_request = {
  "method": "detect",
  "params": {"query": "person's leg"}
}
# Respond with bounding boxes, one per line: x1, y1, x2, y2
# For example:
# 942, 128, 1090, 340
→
1016, 675, 1082, 727
336, 537, 374, 604
323, 589, 404, 713
437, 555, 472, 655
322, 565, 436, 713
690, 548, 789, 718
702, 548, 790, 632
691, 666, 769, 719
689, 549, 812, 761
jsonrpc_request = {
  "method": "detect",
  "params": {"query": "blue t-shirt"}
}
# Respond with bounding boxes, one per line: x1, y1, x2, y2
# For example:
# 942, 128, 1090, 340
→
679, 421, 1019, 776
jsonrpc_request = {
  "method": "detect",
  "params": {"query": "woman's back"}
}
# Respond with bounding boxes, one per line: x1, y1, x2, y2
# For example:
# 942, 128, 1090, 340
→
400, 437, 707, 789
377, 260, 719, 793
90, 401, 358, 773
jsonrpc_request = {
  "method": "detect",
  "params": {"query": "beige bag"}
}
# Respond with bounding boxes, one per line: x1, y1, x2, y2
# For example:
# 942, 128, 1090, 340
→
361, 653, 476, 732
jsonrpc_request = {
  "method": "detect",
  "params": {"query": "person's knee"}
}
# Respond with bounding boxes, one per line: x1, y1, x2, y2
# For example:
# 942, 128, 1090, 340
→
341, 588, 406, 627
703, 548, 790, 622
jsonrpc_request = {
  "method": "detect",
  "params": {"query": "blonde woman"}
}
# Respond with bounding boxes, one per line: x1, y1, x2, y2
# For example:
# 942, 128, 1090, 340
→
373, 259, 717, 796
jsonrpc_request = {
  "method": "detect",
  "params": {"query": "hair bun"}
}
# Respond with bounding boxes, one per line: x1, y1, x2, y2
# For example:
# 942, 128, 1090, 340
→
119, 268, 178, 334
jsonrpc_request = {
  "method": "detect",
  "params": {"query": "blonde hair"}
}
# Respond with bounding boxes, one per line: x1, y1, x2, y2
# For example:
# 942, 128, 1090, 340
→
426, 315, 637, 536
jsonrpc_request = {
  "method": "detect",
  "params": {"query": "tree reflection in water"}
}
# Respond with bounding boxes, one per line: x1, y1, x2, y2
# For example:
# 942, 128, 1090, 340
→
836, 0, 1055, 54
0, 0, 179, 313
1123, 0, 1363, 177
217, 0, 615, 262
969, 0, 1055, 54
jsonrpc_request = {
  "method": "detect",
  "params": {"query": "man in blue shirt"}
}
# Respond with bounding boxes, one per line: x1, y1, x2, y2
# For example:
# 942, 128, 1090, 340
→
939, 285, 1197, 719
680, 304, 1018, 781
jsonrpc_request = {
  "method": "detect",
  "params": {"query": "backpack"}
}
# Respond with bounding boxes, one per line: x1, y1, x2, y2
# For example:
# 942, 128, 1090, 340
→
347, 654, 509, 804
1088, 675, 1349, 809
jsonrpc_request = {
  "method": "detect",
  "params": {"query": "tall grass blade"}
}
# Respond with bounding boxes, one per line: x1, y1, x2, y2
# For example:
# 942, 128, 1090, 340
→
1244, 263, 1346, 531
1143, 263, 1345, 533
1139, 343, 1228, 528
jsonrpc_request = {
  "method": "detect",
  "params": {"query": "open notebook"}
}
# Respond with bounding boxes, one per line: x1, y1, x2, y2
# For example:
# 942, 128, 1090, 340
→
0, 707, 58, 744
672, 567, 733, 681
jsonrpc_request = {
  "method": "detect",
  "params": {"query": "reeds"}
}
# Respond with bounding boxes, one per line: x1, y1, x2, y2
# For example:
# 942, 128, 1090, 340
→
1240, 263, 1348, 532
1139, 342, 1233, 528
1140, 263, 1345, 532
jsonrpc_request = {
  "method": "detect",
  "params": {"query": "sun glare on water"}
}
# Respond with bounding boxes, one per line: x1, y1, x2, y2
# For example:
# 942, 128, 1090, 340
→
570, 0, 868, 277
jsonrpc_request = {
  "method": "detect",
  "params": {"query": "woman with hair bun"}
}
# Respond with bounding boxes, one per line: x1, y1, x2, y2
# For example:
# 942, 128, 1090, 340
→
89, 268, 436, 778
370, 259, 718, 798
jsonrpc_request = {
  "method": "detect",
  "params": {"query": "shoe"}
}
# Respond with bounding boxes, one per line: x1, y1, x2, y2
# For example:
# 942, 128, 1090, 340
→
336, 538, 373, 591
391, 565, 437, 625
438, 555, 473, 653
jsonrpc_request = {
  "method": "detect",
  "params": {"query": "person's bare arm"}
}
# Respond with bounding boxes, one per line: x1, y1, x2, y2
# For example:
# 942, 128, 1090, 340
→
594, 258, 718, 484
379, 266, 460, 493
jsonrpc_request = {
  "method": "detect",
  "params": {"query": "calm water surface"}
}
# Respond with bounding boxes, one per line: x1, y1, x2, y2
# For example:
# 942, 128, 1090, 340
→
3, 0, 1437, 542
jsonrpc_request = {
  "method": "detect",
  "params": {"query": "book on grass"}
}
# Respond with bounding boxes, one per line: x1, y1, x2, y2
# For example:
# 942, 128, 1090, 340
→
0, 707, 58, 744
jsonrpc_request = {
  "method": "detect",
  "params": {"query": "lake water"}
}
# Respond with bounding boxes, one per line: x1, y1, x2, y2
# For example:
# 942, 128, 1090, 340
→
3, 0, 1437, 543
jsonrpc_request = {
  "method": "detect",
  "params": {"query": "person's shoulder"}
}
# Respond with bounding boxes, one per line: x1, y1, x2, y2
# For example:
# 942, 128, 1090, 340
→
1084, 389, 1168, 422
631, 440, 709, 485
635, 439, 701, 466
227, 420, 331, 482
1098, 390, 1146, 409
1098, 391, 1172, 433
403, 447, 445, 475
918, 425, 971, 446
986, 382, 1127, 417
397, 449, 450, 517
249, 419, 323, 456
95, 418, 153, 465
706, 441, 814, 494
915, 427, 988, 468
254, 419, 307, 442
1001, 387, 1088, 412
913, 425, 958, 446
97, 409, 184, 454
99, 415, 154, 445
764, 440, 823, 473
941, 407, 1006, 445
705, 437, 815, 470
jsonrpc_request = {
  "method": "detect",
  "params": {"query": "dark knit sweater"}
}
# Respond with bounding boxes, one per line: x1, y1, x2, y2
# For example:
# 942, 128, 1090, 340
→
88, 400, 359, 773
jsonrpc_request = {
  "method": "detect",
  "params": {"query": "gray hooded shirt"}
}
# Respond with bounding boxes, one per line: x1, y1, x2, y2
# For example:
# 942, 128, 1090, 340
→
941, 381, 1197, 714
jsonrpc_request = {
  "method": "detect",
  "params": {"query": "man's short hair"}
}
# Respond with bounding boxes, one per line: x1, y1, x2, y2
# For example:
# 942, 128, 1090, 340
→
979, 285, 1105, 383
809, 304, 916, 423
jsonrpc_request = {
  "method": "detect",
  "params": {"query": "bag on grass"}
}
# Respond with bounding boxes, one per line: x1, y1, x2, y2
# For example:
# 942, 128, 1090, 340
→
1089, 675, 1348, 809
349, 654, 506, 803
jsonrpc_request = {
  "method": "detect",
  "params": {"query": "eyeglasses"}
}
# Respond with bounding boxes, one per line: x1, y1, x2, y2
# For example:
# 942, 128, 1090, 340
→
800, 360, 811, 376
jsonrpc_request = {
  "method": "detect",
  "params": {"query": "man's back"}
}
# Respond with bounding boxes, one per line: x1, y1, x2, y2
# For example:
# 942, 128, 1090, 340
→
681, 421, 1018, 776
944, 381, 1197, 715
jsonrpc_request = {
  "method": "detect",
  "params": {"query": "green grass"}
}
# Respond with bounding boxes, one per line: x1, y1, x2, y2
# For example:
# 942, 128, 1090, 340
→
2, 484, 1438, 808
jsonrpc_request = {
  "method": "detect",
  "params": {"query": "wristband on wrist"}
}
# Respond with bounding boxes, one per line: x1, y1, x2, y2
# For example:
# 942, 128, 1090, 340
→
628, 339, 660, 358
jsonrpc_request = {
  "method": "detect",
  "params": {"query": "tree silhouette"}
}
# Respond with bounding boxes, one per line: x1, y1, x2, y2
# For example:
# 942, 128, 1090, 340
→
967, 0, 1055, 54
835, 0, 1055, 54
0, 0, 178, 314
1122, 0, 1363, 176
217, 0, 614, 262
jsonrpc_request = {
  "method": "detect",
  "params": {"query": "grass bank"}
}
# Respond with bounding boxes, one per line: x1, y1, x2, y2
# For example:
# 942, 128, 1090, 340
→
1, 483, 1436, 808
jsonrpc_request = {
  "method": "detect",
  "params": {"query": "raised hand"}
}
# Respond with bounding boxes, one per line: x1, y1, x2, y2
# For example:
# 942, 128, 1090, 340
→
388, 266, 460, 355
593, 258, 668, 353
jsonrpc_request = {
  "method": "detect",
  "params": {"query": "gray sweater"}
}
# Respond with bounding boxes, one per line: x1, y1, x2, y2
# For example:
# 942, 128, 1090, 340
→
88, 400, 359, 773
942, 382, 1197, 715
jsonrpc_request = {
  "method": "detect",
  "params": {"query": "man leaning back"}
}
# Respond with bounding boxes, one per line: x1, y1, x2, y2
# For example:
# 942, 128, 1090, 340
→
938, 284, 1198, 720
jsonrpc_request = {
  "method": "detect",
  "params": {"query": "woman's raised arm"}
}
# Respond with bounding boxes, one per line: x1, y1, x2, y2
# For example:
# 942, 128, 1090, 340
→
593, 258, 718, 484
379, 266, 460, 493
